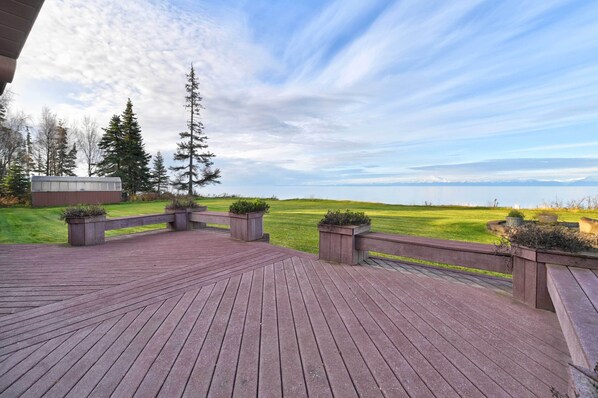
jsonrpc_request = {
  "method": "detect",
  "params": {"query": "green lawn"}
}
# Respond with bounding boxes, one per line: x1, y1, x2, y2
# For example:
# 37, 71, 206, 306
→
2, 198, 598, 257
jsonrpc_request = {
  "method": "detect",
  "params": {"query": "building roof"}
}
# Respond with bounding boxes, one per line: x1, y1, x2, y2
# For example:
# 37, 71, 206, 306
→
0, 0, 45, 94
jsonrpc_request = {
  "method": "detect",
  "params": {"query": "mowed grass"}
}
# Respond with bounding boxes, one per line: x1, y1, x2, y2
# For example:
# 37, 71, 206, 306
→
3, 198, 598, 256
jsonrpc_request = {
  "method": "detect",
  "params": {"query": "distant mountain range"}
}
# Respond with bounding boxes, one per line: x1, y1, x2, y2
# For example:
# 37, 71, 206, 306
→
338, 178, 598, 187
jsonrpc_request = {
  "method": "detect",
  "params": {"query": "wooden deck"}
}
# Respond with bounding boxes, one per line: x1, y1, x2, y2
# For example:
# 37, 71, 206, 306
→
0, 229, 570, 397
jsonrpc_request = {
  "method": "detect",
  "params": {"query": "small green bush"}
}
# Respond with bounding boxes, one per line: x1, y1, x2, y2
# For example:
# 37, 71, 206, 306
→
318, 209, 371, 227
507, 209, 524, 218
131, 192, 175, 202
60, 204, 106, 221
505, 223, 593, 253
229, 199, 270, 214
165, 195, 201, 210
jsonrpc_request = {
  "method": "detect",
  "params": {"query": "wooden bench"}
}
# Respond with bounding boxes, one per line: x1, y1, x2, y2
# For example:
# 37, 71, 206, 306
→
547, 264, 598, 396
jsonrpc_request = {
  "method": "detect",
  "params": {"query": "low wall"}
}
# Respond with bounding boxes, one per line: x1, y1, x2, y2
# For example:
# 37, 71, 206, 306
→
32, 191, 121, 207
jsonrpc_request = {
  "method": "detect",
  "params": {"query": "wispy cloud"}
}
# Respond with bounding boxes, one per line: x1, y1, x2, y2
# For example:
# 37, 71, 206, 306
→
11, 0, 598, 186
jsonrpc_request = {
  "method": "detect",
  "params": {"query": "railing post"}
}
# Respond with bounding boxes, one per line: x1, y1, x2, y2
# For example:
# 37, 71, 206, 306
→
165, 206, 207, 231
66, 216, 106, 246
512, 246, 553, 310
318, 224, 370, 264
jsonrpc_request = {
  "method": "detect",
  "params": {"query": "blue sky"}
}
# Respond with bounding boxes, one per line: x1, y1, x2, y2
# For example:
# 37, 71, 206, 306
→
10, 0, 598, 187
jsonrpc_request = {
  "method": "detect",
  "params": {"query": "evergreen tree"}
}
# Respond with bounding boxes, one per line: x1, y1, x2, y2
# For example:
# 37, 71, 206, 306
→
151, 151, 169, 194
52, 120, 70, 176
64, 144, 77, 176
24, 127, 35, 176
3, 160, 29, 199
120, 99, 151, 195
97, 115, 124, 178
171, 65, 220, 195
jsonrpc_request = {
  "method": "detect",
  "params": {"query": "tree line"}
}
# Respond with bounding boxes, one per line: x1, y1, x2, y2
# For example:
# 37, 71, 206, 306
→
0, 65, 220, 203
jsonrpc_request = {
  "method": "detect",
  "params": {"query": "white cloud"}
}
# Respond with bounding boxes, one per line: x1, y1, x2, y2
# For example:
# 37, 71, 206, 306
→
9, 0, 598, 186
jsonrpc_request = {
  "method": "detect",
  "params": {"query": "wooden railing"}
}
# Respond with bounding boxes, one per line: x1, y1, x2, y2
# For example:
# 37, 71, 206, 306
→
189, 211, 231, 226
356, 232, 512, 275
67, 208, 266, 246
105, 213, 175, 231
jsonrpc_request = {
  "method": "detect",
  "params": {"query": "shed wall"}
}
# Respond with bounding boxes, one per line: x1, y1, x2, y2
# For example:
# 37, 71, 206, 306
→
31, 191, 121, 207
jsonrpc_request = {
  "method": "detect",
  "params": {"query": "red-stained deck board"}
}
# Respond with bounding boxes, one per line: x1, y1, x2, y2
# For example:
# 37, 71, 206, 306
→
208, 271, 253, 398
360, 263, 555, 397
258, 263, 282, 397
158, 279, 229, 397
233, 267, 264, 397
297, 258, 386, 397
274, 260, 308, 397
291, 257, 359, 398
283, 258, 333, 397
182, 274, 243, 397
307, 259, 425, 397
339, 264, 485, 398
324, 261, 462, 397
0, 229, 571, 397
133, 284, 214, 398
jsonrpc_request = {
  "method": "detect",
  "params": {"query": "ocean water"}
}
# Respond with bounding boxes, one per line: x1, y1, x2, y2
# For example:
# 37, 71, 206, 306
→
199, 185, 598, 209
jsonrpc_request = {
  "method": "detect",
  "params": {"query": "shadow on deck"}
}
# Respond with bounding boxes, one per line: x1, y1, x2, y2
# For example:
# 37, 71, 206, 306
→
0, 229, 570, 397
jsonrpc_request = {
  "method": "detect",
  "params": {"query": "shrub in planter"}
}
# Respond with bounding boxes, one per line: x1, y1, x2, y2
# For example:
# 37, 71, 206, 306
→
318, 210, 371, 264
318, 209, 371, 227
60, 204, 106, 221
505, 209, 524, 227
60, 204, 107, 246
228, 199, 269, 241
229, 199, 270, 214
165, 195, 201, 210
503, 223, 593, 253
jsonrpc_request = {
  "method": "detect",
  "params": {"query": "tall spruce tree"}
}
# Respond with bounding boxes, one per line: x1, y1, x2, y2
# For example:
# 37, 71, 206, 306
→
151, 151, 169, 194
97, 115, 124, 178
171, 65, 220, 195
54, 121, 77, 176
120, 99, 151, 195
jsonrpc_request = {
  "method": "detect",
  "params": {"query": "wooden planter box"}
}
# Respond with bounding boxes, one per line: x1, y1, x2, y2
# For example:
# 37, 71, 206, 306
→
505, 216, 523, 227
229, 212, 264, 241
512, 246, 598, 310
66, 215, 106, 246
165, 207, 207, 231
318, 224, 371, 264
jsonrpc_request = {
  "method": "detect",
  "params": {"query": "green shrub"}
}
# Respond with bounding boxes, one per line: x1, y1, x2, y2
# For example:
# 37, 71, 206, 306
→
60, 204, 106, 221
318, 209, 371, 227
229, 199, 270, 214
507, 209, 524, 218
165, 195, 201, 210
504, 223, 593, 253
131, 192, 175, 202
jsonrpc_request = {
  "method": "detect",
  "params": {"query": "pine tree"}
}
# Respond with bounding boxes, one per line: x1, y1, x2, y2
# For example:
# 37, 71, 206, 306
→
120, 99, 151, 195
151, 151, 169, 194
24, 128, 35, 176
64, 144, 77, 176
3, 160, 29, 200
171, 65, 220, 195
54, 121, 74, 176
97, 115, 124, 178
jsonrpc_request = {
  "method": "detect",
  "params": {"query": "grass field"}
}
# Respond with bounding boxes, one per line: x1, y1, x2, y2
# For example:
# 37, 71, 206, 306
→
2, 198, 598, 256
